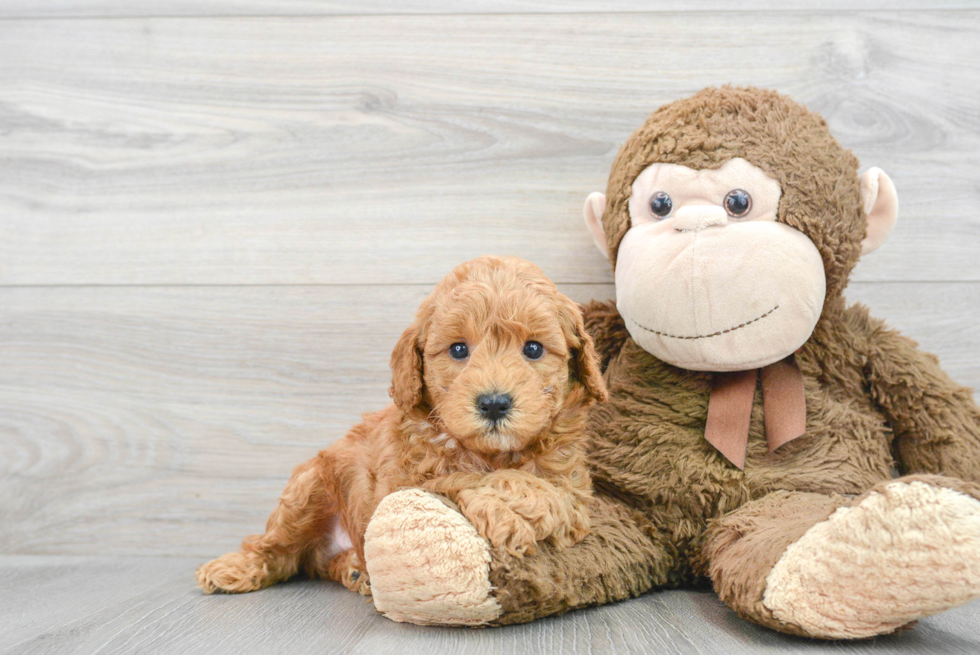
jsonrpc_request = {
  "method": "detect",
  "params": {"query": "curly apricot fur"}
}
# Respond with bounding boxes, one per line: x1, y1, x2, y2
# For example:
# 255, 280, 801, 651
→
196, 256, 607, 595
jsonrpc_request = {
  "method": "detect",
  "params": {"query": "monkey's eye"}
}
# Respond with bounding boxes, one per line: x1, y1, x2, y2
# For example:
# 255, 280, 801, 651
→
724, 189, 752, 217
449, 343, 469, 360
649, 191, 672, 218
522, 341, 545, 360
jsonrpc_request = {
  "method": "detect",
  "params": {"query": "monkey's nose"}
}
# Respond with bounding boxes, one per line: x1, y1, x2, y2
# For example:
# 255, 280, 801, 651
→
673, 205, 728, 232
477, 393, 512, 421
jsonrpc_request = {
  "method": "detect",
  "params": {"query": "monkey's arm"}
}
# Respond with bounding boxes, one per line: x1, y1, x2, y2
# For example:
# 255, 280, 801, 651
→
580, 300, 629, 373
861, 311, 980, 483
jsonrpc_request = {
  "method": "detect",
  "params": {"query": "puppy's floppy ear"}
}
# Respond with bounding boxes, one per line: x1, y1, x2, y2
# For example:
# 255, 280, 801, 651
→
557, 294, 608, 403
389, 321, 425, 412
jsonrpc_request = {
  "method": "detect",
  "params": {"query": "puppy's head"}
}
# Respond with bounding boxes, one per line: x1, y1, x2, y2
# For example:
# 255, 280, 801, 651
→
390, 256, 607, 454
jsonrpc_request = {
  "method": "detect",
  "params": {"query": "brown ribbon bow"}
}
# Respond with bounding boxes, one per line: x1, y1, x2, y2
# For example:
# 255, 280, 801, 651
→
704, 355, 806, 470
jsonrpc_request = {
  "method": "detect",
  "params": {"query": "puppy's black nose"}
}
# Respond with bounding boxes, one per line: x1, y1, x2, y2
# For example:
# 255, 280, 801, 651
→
477, 393, 512, 421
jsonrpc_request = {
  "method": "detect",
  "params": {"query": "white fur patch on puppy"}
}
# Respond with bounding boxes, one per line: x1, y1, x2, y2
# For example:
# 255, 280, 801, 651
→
324, 514, 354, 559
364, 488, 501, 626
763, 481, 980, 639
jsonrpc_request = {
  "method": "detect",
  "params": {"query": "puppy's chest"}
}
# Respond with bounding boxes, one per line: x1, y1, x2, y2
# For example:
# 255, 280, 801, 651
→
402, 432, 508, 478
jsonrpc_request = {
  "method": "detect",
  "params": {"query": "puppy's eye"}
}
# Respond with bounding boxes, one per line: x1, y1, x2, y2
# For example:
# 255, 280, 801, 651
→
649, 191, 672, 218
448, 342, 469, 360
724, 189, 752, 217
522, 341, 544, 360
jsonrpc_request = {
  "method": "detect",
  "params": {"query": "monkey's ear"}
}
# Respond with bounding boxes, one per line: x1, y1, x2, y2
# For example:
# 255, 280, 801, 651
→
583, 192, 609, 260
859, 167, 899, 256
389, 322, 425, 412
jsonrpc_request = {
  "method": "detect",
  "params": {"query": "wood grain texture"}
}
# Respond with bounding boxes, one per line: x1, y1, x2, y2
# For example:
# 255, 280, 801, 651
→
1, 555, 978, 655
1, 2, 976, 19
0, 556, 980, 655
1, 11, 979, 285
1, 282, 975, 557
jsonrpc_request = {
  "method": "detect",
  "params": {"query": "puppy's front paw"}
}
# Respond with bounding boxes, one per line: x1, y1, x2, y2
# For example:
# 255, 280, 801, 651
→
488, 509, 540, 557
458, 490, 539, 557
196, 551, 269, 594
547, 503, 590, 551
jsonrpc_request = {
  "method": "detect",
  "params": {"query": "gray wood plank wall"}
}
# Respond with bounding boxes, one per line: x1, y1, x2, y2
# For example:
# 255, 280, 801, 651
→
1, 2, 978, 562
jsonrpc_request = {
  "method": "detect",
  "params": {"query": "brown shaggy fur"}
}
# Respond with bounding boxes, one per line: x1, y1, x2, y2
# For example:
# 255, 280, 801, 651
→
459, 87, 980, 631
196, 256, 607, 595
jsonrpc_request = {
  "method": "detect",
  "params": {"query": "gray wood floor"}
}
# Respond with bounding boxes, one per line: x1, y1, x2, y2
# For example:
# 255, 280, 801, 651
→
2, 1, 980, 652
2, 556, 979, 655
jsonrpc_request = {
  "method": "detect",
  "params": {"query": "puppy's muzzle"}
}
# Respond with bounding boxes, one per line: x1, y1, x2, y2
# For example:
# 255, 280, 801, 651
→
476, 392, 512, 422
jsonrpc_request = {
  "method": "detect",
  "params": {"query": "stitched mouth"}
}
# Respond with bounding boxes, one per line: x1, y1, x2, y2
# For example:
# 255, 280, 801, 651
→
626, 305, 778, 340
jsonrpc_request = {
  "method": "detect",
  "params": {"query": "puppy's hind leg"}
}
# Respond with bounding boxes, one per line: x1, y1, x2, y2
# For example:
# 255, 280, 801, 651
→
304, 515, 371, 595
325, 549, 371, 596
196, 456, 337, 594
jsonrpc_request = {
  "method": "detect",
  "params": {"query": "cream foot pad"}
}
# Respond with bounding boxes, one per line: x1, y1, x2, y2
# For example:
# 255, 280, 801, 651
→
763, 480, 980, 639
364, 488, 502, 626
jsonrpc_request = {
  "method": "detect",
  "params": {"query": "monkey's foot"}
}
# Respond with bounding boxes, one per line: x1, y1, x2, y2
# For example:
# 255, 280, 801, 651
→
763, 477, 980, 639
363, 488, 502, 625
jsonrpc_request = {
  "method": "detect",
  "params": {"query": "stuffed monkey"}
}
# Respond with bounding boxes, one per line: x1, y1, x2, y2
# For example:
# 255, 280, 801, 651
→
361, 87, 980, 639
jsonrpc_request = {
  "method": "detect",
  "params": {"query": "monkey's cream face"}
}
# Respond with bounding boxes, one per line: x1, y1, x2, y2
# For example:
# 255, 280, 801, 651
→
616, 158, 826, 371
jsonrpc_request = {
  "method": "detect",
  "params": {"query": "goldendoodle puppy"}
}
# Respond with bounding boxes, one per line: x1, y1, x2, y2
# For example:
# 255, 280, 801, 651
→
196, 255, 607, 596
